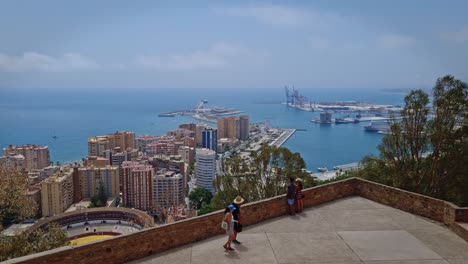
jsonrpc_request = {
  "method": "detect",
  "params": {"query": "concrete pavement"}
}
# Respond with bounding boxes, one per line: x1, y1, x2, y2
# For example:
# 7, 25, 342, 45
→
129, 196, 468, 264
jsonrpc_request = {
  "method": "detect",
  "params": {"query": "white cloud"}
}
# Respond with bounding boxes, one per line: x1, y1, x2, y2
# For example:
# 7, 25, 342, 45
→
136, 43, 250, 71
377, 34, 416, 48
0, 52, 99, 72
218, 4, 342, 28
440, 25, 468, 42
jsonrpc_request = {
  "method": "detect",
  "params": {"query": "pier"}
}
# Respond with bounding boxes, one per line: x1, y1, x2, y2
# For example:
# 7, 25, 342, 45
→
269, 129, 296, 147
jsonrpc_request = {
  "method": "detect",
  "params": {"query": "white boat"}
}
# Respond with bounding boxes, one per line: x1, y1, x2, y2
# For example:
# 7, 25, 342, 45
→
317, 167, 328, 172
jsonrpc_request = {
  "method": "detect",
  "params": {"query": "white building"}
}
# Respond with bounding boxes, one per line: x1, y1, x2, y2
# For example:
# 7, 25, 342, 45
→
195, 148, 216, 193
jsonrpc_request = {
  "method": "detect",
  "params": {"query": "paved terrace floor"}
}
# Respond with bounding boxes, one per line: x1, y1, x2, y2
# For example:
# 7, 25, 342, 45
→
129, 196, 468, 264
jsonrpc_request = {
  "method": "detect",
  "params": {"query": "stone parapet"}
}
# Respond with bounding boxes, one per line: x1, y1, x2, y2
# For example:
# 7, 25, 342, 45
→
6, 177, 467, 264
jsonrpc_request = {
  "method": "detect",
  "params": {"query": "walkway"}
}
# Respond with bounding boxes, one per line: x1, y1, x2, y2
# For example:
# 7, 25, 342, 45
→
130, 196, 468, 264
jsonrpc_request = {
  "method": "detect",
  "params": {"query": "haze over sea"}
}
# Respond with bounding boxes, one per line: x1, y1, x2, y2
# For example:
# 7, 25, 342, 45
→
0, 88, 405, 171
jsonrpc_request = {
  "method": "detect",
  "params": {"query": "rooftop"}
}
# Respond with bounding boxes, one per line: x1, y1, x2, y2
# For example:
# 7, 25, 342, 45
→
130, 196, 468, 264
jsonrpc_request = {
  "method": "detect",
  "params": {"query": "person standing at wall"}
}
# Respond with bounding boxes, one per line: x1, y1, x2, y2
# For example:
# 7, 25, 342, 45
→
232, 196, 244, 244
286, 177, 296, 215
295, 178, 304, 213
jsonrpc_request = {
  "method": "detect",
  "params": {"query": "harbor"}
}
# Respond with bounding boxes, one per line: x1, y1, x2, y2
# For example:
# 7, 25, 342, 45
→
159, 100, 243, 122
285, 86, 402, 115
313, 162, 361, 181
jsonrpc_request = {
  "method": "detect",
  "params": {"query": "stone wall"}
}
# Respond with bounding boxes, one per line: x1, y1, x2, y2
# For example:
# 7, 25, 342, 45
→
354, 178, 468, 244
8, 179, 356, 264
7, 177, 466, 264
355, 178, 451, 223
455, 208, 468, 222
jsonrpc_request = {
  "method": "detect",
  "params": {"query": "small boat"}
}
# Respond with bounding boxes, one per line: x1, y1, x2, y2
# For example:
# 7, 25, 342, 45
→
317, 167, 328, 172
52, 136, 58, 139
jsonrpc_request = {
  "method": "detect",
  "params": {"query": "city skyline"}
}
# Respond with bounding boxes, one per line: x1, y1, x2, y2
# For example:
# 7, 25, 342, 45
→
0, 1, 467, 90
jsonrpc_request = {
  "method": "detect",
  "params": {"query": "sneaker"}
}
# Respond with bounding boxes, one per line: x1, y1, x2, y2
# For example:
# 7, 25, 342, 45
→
232, 240, 241, 244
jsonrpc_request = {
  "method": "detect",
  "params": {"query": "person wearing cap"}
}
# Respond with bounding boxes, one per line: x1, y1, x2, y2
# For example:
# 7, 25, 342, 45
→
232, 196, 244, 244
223, 204, 238, 251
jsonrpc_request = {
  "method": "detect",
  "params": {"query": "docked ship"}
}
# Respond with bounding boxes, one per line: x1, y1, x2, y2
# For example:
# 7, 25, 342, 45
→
364, 121, 391, 132
335, 117, 360, 124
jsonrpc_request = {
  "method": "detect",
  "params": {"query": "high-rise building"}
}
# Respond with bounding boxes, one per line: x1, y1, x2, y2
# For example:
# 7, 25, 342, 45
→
103, 148, 139, 166
217, 118, 227, 139
195, 148, 216, 193
78, 165, 120, 199
202, 128, 217, 152
0, 154, 25, 171
239, 115, 250, 140
121, 161, 154, 211
135, 135, 160, 152
111, 131, 136, 151
195, 124, 207, 146
3, 144, 50, 171
88, 131, 135, 157
178, 146, 195, 165
83, 156, 110, 167
153, 170, 184, 209
41, 168, 74, 217
179, 123, 197, 132
87, 136, 110, 157
217, 117, 240, 139
167, 128, 195, 139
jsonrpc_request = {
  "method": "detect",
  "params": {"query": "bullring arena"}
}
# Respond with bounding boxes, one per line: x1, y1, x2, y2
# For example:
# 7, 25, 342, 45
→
26, 208, 154, 245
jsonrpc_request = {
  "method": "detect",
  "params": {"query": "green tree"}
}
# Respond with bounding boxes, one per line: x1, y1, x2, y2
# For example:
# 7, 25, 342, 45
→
198, 204, 214, 216
0, 167, 34, 228
89, 180, 108, 208
188, 187, 213, 210
378, 89, 430, 192
426, 75, 467, 204
0, 222, 68, 261
212, 145, 315, 209
359, 75, 467, 206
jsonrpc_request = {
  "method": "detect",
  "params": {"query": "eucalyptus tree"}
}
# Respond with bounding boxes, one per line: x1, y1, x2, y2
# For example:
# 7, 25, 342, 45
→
378, 89, 430, 192
426, 75, 467, 204
212, 145, 314, 209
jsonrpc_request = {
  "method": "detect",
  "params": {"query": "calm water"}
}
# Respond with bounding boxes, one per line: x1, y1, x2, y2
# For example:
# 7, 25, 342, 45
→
0, 88, 404, 171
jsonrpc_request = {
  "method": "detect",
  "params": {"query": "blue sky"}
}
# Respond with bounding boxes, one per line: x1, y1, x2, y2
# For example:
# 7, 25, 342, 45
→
0, 0, 467, 90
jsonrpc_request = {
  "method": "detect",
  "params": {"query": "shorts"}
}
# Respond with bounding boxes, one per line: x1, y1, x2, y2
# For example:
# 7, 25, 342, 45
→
287, 198, 295, 205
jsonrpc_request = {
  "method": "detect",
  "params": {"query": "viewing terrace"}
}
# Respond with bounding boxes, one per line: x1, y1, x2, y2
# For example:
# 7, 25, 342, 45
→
132, 196, 468, 264
6, 178, 468, 264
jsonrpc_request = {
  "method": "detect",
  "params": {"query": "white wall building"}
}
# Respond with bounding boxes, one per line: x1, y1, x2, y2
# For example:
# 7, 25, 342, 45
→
195, 148, 216, 193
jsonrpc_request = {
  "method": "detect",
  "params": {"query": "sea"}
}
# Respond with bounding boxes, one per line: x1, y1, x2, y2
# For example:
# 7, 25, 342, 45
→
0, 88, 405, 172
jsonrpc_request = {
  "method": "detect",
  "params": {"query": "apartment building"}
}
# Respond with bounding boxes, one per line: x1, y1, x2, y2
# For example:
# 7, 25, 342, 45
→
41, 168, 74, 217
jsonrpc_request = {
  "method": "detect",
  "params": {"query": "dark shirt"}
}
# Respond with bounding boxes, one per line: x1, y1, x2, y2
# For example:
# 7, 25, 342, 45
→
232, 204, 240, 220
287, 183, 296, 199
